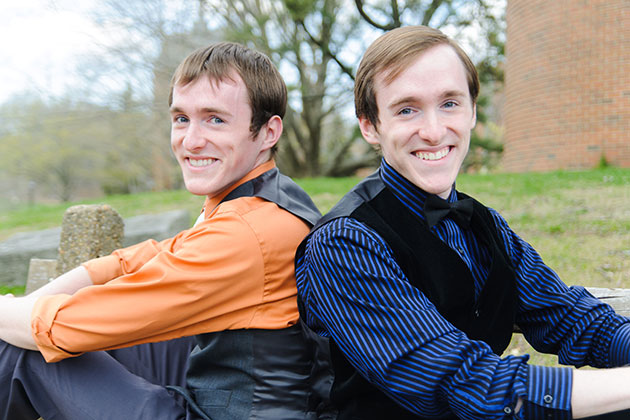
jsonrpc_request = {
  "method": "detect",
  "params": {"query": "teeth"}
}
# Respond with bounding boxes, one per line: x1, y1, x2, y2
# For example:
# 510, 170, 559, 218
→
415, 147, 449, 161
189, 158, 214, 167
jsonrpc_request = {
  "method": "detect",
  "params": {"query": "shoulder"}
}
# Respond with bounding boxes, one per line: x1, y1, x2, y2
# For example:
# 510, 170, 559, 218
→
214, 195, 311, 243
312, 216, 381, 239
303, 216, 392, 261
213, 195, 274, 215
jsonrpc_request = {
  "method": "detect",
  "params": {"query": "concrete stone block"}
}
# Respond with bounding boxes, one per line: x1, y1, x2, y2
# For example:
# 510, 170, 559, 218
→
56, 205, 124, 276
0, 227, 61, 287
26, 258, 57, 294
0, 209, 191, 287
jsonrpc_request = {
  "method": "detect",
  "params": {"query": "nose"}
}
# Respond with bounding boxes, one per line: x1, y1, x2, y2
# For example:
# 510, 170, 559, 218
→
417, 111, 446, 144
182, 122, 206, 151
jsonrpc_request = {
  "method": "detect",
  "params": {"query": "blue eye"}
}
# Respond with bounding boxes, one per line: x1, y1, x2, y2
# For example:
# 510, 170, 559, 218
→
443, 101, 457, 109
398, 107, 413, 115
209, 116, 225, 124
174, 115, 189, 124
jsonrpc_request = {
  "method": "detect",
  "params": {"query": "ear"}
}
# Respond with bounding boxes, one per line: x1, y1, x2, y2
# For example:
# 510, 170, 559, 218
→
470, 103, 477, 129
358, 116, 380, 146
258, 115, 283, 152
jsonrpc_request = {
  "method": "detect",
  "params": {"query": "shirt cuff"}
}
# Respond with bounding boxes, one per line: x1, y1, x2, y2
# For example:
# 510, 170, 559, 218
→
82, 254, 123, 285
31, 294, 79, 362
520, 364, 572, 419
610, 321, 630, 366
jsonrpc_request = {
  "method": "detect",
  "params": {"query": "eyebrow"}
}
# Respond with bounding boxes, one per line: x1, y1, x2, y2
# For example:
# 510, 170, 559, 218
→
387, 96, 418, 112
169, 106, 233, 118
387, 90, 469, 111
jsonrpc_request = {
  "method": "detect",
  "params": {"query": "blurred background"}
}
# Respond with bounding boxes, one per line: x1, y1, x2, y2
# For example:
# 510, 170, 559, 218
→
0, 0, 508, 206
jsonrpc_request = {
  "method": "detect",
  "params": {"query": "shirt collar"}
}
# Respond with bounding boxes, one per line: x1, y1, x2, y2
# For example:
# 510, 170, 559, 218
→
379, 158, 458, 219
202, 159, 276, 216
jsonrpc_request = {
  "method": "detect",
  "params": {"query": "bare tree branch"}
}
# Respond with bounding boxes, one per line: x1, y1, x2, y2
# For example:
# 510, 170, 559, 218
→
301, 23, 355, 80
390, 0, 401, 26
354, 0, 398, 30
421, 0, 445, 26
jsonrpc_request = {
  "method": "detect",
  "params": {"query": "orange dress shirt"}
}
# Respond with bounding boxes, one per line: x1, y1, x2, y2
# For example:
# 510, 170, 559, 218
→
31, 161, 312, 362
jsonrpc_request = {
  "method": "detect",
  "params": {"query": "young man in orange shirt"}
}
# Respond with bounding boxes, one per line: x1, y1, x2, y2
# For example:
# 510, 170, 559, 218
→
0, 42, 327, 420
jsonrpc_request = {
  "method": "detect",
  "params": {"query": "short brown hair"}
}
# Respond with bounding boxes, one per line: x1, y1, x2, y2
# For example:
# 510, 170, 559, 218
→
354, 26, 479, 129
169, 42, 287, 137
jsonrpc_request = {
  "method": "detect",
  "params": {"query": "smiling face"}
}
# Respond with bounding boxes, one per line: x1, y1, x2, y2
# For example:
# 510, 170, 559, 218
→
359, 44, 477, 198
170, 74, 280, 198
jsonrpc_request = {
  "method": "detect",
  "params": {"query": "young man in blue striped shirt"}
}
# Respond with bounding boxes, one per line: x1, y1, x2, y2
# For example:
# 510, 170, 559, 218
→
296, 25, 630, 419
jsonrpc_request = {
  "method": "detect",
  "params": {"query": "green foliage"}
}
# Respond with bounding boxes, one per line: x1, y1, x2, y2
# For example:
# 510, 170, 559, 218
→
0, 98, 105, 202
0, 90, 164, 203
99, 90, 156, 195
284, 0, 317, 21
463, 121, 504, 172
597, 154, 611, 169
0, 285, 25, 296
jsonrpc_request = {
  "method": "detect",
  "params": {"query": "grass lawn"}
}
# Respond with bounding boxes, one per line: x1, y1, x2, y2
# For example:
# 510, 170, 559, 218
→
2, 167, 630, 365
458, 168, 630, 365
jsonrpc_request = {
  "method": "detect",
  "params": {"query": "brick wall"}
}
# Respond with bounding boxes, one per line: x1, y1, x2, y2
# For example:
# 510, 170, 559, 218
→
503, 0, 629, 172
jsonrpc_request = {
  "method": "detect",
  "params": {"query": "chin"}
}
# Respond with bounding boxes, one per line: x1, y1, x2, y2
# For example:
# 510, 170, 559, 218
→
421, 180, 455, 198
185, 188, 209, 196
183, 181, 210, 196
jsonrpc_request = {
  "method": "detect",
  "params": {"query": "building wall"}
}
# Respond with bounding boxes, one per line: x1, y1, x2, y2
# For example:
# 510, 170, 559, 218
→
503, 0, 629, 172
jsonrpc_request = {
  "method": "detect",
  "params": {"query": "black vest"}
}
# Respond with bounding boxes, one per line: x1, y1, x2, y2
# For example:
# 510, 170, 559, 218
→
171, 168, 333, 420
298, 172, 518, 420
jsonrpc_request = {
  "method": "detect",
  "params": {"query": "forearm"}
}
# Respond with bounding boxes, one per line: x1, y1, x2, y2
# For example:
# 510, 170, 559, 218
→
0, 266, 94, 351
500, 215, 627, 368
572, 367, 630, 418
27, 266, 94, 298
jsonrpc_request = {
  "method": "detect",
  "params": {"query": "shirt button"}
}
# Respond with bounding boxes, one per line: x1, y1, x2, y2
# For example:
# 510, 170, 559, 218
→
543, 394, 554, 404
503, 406, 512, 414
474, 309, 481, 317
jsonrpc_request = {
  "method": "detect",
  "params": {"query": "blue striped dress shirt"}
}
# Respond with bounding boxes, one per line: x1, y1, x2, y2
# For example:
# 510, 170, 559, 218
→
296, 160, 630, 419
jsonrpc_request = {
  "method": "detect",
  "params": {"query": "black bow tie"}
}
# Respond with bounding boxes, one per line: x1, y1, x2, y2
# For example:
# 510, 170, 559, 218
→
423, 194, 474, 229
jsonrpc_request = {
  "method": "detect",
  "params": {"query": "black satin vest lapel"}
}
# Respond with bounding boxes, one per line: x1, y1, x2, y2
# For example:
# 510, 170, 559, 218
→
222, 167, 321, 226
